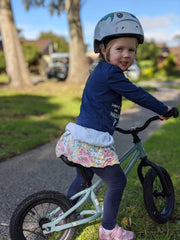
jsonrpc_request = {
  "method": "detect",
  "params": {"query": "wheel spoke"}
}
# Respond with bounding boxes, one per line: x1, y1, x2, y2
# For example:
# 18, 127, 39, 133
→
23, 227, 48, 239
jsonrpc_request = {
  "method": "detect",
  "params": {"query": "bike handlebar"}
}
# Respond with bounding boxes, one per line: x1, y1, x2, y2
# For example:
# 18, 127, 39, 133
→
115, 107, 179, 134
163, 107, 179, 118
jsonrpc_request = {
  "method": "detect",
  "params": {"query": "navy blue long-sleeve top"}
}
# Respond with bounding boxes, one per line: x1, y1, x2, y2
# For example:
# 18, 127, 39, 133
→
76, 61, 168, 135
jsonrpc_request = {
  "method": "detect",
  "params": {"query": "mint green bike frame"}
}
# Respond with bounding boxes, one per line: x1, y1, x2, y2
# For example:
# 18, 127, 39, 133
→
42, 140, 146, 234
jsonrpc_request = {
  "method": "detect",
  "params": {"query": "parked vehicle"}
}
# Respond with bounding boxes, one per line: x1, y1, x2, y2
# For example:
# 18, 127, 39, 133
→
46, 53, 69, 81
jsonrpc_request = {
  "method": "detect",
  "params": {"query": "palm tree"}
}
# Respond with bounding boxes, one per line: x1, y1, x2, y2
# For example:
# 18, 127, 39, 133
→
0, 0, 31, 87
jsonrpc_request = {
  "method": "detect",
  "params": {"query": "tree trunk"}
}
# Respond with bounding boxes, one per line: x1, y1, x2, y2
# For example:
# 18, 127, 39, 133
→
0, 0, 31, 87
65, 0, 89, 83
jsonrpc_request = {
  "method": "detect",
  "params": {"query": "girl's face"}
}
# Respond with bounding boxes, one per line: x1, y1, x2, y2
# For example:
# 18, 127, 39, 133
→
102, 37, 137, 71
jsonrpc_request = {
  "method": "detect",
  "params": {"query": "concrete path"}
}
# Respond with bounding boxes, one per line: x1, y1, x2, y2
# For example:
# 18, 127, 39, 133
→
0, 82, 180, 239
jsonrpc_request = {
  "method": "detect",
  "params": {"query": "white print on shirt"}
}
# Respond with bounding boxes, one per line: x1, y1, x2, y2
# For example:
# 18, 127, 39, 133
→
110, 103, 120, 126
110, 112, 120, 119
113, 119, 118, 127
112, 103, 121, 110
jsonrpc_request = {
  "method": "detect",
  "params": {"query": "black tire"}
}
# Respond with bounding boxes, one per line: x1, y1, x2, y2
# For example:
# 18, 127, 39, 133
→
10, 190, 76, 240
143, 167, 175, 224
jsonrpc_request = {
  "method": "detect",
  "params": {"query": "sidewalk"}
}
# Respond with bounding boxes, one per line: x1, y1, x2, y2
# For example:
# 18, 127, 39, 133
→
0, 83, 180, 239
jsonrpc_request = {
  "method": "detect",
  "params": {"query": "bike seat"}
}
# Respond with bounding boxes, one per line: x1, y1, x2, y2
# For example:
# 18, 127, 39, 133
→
60, 155, 79, 168
60, 155, 92, 188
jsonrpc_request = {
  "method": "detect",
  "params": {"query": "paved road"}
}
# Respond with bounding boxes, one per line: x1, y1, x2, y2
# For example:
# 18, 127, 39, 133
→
0, 83, 180, 239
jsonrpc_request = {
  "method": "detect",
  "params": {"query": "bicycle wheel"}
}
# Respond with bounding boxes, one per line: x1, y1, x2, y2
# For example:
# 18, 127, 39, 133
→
10, 190, 76, 240
143, 167, 175, 224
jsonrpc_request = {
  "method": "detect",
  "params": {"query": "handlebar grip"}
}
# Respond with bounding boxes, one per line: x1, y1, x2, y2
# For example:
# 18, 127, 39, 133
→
163, 107, 179, 118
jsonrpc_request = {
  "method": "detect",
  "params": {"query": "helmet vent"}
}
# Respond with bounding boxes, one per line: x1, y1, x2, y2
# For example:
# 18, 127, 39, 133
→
117, 13, 123, 18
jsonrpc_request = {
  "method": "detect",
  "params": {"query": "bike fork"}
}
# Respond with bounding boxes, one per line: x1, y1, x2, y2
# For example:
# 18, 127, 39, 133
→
137, 157, 171, 196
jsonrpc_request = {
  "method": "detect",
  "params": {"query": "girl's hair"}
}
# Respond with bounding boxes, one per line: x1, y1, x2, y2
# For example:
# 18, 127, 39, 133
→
98, 41, 113, 63
101, 40, 115, 63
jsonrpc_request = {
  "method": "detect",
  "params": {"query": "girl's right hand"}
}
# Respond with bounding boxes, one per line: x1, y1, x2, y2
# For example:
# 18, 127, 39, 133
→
159, 107, 172, 120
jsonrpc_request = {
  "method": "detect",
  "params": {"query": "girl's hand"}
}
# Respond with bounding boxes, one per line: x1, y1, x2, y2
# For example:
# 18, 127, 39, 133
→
159, 107, 172, 120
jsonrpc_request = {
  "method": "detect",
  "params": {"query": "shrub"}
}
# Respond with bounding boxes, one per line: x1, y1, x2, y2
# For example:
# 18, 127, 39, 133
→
22, 43, 42, 67
161, 53, 177, 76
0, 52, 6, 73
143, 67, 155, 78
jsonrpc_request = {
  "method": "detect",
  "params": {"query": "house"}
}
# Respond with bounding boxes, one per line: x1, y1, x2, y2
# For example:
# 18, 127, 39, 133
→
0, 38, 54, 55
20, 38, 54, 56
169, 46, 180, 70
0, 38, 55, 75
156, 43, 180, 70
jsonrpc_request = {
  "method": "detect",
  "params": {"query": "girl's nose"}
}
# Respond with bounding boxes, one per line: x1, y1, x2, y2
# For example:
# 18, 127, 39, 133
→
123, 50, 130, 57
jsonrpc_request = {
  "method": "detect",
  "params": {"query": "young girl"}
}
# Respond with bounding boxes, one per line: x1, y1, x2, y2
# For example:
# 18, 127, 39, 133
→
56, 11, 171, 240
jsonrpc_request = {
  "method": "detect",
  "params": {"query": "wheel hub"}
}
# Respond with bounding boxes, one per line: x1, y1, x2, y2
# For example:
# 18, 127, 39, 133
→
39, 218, 51, 232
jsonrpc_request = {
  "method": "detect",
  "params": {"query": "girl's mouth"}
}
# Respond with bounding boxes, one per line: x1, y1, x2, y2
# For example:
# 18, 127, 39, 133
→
120, 61, 128, 67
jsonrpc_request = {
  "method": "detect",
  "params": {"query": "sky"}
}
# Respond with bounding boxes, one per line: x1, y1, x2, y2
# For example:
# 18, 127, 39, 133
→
11, 0, 180, 51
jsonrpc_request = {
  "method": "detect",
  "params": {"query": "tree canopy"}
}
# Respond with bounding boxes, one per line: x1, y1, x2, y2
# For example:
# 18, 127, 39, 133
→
23, 0, 65, 15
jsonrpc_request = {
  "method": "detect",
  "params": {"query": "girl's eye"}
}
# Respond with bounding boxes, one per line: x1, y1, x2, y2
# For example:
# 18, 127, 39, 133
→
129, 48, 135, 52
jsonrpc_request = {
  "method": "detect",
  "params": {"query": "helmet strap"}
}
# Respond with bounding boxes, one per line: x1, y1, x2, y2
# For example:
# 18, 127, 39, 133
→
99, 51, 106, 62
99, 43, 106, 62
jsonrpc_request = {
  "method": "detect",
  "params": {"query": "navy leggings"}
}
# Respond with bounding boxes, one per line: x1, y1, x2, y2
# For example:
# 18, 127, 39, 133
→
67, 164, 127, 230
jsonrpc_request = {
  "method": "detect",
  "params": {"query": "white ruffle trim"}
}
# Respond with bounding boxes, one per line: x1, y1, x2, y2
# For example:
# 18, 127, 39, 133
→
65, 122, 114, 147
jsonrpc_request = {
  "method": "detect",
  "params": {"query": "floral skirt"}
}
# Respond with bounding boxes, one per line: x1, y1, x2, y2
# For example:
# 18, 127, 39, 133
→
56, 131, 119, 168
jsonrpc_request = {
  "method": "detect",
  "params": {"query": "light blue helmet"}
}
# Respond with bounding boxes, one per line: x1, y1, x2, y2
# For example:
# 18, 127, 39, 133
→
94, 11, 144, 53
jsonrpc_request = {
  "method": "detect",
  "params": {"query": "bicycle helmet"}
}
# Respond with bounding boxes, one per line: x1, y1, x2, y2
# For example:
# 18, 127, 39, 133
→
94, 11, 144, 53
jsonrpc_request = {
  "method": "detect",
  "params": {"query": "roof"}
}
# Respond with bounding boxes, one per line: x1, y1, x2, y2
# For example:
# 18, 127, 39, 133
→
155, 43, 168, 48
169, 46, 180, 56
20, 38, 54, 54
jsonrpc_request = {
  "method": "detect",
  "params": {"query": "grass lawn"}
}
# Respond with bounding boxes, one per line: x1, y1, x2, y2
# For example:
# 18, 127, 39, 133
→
0, 82, 82, 160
